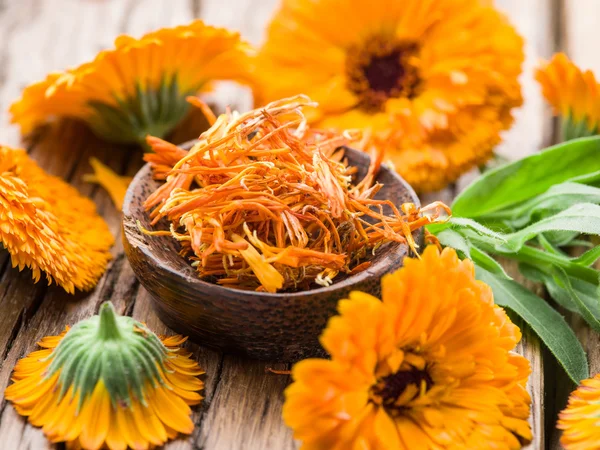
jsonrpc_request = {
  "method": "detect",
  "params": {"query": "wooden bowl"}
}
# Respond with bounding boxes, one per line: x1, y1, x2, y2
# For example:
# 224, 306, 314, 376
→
123, 143, 421, 361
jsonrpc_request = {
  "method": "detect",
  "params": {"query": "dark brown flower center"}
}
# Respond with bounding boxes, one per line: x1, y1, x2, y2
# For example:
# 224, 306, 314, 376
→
346, 35, 421, 113
370, 364, 433, 415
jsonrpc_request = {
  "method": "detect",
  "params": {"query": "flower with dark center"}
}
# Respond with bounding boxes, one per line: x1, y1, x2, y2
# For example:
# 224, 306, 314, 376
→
256, 0, 524, 192
346, 36, 420, 112
283, 247, 532, 449
370, 363, 433, 414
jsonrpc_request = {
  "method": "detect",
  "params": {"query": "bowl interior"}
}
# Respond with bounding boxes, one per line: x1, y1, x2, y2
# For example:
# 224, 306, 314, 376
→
123, 145, 420, 298
122, 143, 421, 360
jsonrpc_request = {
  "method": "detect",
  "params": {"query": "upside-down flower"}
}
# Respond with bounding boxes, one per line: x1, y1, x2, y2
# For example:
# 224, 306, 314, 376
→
0, 146, 114, 293
255, 0, 524, 192
5, 302, 204, 450
557, 373, 600, 449
283, 246, 532, 449
10, 20, 253, 144
536, 53, 600, 141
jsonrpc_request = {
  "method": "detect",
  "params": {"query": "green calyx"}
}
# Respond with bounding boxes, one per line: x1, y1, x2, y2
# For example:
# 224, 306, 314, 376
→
45, 302, 170, 410
87, 74, 199, 145
562, 113, 598, 142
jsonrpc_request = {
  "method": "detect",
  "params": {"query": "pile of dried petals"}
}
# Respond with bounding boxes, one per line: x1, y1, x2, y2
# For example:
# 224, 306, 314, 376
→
143, 96, 449, 293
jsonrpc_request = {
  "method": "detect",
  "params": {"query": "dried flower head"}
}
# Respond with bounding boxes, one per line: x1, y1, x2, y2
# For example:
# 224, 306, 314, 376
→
558, 373, 600, 449
5, 302, 204, 450
255, 0, 524, 192
536, 53, 600, 141
0, 146, 114, 293
283, 246, 532, 449
10, 21, 254, 144
143, 96, 449, 293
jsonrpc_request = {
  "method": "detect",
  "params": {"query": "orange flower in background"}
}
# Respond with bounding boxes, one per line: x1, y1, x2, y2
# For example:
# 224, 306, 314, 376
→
558, 373, 600, 450
283, 246, 531, 449
10, 20, 254, 145
536, 53, 600, 140
0, 146, 114, 293
256, 0, 524, 192
5, 302, 204, 450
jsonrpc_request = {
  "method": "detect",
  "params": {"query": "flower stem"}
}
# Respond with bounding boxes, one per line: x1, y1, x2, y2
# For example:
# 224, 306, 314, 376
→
97, 302, 122, 340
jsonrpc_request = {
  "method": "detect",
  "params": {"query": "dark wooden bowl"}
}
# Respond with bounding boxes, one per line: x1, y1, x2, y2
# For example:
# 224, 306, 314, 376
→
122, 144, 421, 361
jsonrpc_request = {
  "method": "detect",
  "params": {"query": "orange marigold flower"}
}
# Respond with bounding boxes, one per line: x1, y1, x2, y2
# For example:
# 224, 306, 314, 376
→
283, 246, 532, 449
256, 0, 523, 191
558, 373, 600, 449
536, 53, 600, 140
10, 20, 254, 144
5, 302, 204, 450
0, 146, 114, 293
255, 0, 524, 192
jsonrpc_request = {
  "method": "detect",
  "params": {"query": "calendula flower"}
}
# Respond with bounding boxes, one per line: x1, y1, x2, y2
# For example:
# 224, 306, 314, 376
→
5, 302, 204, 450
10, 20, 253, 144
536, 53, 600, 141
255, 0, 523, 192
557, 373, 600, 449
84, 158, 132, 210
0, 146, 114, 293
283, 246, 532, 449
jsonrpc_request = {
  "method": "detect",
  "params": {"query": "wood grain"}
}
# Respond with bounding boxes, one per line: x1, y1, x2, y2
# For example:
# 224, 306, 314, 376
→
0, 0, 585, 449
547, 1, 600, 447
490, 2, 559, 448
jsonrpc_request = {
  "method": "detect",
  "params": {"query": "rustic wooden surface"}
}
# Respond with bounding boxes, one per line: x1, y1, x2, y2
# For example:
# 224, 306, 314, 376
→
0, 0, 592, 449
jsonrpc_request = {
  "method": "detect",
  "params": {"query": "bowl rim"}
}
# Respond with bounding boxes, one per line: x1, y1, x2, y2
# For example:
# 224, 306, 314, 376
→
123, 143, 421, 300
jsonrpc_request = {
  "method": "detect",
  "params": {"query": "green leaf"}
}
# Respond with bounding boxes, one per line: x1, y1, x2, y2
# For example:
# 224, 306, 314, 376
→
470, 247, 511, 279
570, 170, 600, 185
476, 266, 589, 384
562, 114, 598, 142
435, 229, 471, 257
487, 183, 600, 228
435, 228, 512, 279
552, 268, 600, 333
452, 136, 600, 218
503, 203, 600, 251
447, 218, 507, 245
573, 246, 600, 266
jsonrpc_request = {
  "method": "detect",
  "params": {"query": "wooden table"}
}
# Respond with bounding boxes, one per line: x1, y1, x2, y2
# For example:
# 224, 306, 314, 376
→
0, 1, 597, 449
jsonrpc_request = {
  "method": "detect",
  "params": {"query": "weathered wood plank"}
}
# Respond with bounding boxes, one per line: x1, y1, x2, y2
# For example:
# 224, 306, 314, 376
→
0, 0, 567, 449
198, 357, 296, 450
548, 1, 600, 447
487, 2, 558, 448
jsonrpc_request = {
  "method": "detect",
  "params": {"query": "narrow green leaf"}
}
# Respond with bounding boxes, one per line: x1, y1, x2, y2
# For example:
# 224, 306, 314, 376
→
552, 268, 600, 333
470, 247, 511, 279
435, 228, 511, 279
447, 218, 507, 245
476, 266, 589, 384
570, 169, 600, 185
503, 203, 600, 251
435, 229, 471, 257
537, 234, 566, 256
565, 239, 595, 248
573, 246, 600, 266
519, 263, 579, 313
487, 182, 600, 228
452, 136, 600, 218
